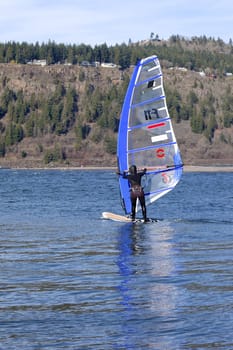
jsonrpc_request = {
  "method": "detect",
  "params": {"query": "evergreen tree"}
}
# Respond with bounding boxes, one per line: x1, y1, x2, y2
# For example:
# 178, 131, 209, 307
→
5, 123, 24, 145
1, 87, 16, 113
61, 87, 77, 132
0, 138, 5, 157
191, 113, 204, 133
204, 115, 218, 141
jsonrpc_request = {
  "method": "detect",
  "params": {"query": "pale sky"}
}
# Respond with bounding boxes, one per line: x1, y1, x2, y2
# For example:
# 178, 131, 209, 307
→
0, 0, 233, 46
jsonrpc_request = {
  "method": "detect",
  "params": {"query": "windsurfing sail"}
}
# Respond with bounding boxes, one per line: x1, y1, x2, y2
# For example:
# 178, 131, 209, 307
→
117, 55, 183, 215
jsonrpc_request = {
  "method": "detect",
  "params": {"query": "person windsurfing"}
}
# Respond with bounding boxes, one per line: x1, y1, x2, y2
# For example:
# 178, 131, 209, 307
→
118, 165, 148, 222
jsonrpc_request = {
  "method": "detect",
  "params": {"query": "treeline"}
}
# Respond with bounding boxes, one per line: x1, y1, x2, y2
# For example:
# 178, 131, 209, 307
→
1, 35, 233, 72
0, 74, 129, 161
165, 85, 233, 142
0, 35, 233, 163
0, 70, 232, 161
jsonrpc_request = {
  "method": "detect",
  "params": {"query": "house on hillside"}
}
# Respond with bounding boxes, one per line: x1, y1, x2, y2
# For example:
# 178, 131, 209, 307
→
27, 59, 47, 66
101, 62, 117, 68
80, 61, 91, 67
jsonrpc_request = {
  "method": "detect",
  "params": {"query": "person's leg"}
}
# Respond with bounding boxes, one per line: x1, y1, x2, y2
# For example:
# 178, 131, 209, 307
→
131, 196, 137, 221
139, 196, 147, 222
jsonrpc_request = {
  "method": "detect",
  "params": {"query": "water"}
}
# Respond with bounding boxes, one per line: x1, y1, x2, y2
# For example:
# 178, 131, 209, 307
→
0, 169, 233, 349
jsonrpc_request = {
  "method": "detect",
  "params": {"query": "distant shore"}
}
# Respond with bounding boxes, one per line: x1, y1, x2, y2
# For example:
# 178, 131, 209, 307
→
2, 165, 233, 172
74, 165, 233, 172
183, 165, 233, 172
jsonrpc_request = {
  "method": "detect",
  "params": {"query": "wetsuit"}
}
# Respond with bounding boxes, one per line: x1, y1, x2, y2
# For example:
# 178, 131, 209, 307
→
122, 168, 147, 222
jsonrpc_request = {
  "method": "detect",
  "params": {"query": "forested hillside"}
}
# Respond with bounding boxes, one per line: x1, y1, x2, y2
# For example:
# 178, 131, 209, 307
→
0, 35, 233, 168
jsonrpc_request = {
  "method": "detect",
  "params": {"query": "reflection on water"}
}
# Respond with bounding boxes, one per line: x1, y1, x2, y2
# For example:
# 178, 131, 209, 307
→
148, 223, 178, 318
116, 224, 142, 350
116, 221, 181, 349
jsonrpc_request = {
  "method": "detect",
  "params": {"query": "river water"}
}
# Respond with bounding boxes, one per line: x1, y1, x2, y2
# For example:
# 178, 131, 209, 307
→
0, 169, 233, 349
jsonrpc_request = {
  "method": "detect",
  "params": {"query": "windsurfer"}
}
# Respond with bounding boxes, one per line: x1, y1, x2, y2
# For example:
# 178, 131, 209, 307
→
118, 165, 148, 222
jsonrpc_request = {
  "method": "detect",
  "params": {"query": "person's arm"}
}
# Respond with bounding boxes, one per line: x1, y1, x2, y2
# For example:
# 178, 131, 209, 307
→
116, 170, 127, 178
139, 168, 147, 175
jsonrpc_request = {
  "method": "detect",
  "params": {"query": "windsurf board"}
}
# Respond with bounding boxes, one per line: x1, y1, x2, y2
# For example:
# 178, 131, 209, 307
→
102, 212, 158, 223
102, 212, 132, 222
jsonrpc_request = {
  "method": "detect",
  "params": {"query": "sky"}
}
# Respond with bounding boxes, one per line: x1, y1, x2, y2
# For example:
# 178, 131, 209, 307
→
0, 0, 233, 47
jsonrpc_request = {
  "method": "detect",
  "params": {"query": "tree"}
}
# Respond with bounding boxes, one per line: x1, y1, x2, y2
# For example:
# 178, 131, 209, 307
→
0, 140, 5, 157
204, 115, 218, 141
5, 123, 24, 146
25, 118, 35, 137
119, 44, 131, 69
187, 91, 198, 107
44, 145, 66, 164
221, 93, 233, 128
104, 135, 117, 154
61, 87, 78, 132
1, 87, 16, 113
191, 113, 204, 133
67, 45, 76, 64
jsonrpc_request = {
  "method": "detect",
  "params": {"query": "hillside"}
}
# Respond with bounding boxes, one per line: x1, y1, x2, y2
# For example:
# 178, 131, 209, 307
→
0, 59, 232, 168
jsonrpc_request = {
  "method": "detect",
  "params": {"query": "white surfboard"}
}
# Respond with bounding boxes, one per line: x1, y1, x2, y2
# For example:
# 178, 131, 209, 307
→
102, 212, 132, 222
102, 212, 158, 223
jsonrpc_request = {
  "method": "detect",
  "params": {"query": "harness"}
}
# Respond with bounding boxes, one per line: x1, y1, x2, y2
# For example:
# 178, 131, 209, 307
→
130, 185, 144, 198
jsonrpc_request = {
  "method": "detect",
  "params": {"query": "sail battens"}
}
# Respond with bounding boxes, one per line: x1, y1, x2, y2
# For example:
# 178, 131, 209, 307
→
117, 55, 183, 215
148, 64, 160, 72
131, 95, 165, 109
147, 164, 183, 174
136, 73, 162, 87
128, 141, 177, 153
128, 117, 170, 131
144, 186, 174, 197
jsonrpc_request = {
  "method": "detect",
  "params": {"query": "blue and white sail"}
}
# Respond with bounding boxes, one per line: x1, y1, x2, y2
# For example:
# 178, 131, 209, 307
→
117, 55, 183, 215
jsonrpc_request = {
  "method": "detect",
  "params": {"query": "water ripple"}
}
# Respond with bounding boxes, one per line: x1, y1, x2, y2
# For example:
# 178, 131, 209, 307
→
0, 170, 233, 349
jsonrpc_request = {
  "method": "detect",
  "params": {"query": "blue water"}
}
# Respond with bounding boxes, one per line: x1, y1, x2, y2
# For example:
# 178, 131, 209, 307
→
0, 169, 233, 349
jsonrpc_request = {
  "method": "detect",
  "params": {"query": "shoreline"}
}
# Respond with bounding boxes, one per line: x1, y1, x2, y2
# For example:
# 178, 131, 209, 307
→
1, 165, 233, 172
183, 165, 233, 172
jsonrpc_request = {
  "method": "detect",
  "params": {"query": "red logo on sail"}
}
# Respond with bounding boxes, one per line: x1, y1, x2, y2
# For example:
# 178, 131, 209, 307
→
147, 122, 166, 129
156, 148, 165, 158
162, 173, 170, 183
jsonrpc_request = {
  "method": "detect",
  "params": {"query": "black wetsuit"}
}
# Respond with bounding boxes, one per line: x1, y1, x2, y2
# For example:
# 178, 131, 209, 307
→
122, 169, 147, 221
